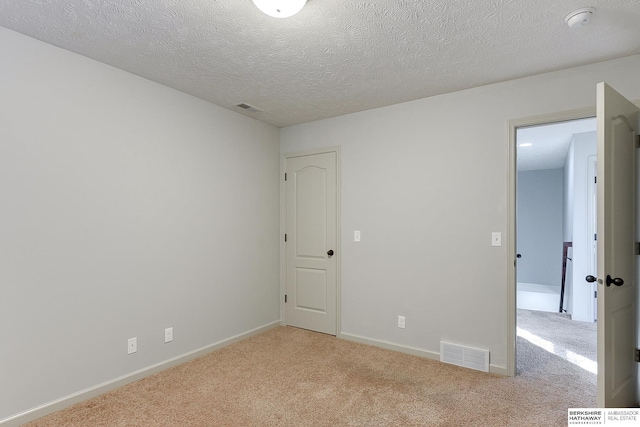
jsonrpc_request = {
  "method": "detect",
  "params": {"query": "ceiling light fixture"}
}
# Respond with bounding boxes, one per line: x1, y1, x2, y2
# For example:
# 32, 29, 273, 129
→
564, 7, 596, 28
252, 0, 307, 18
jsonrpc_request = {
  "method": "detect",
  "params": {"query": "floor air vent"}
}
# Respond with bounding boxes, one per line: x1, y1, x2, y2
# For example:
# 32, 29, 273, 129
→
440, 341, 489, 372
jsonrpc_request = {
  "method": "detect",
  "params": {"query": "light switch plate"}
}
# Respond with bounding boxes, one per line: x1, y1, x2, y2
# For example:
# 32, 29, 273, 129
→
354, 230, 361, 242
398, 315, 405, 329
492, 232, 502, 247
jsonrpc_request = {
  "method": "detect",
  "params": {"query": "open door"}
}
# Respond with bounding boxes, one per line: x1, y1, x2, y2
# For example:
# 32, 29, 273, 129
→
595, 82, 639, 407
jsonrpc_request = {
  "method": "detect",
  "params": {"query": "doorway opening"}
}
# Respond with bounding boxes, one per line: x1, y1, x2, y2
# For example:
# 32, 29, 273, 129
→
515, 117, 597, 383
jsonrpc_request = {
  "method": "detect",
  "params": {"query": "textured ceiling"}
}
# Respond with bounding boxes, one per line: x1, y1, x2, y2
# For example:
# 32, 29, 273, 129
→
0, 0, 639, 127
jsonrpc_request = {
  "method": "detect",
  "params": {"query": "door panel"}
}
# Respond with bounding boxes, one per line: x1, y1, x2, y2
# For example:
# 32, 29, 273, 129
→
296, 166, 327, 258
296, 268, 327, 312
286, 152, 337, 335
596, 82, 638, 407
610, 305, 633, 395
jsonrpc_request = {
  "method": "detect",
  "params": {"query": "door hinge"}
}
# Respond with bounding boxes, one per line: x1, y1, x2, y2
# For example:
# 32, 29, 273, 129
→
284, 234, 287, 242
594, 176, 597, 184
594, 233, 597, 241
594, 290, 597, 298
636, 242, 640, 256
635, 348, 640, 363
284, 294, 287, 303
284, 172, 287, 181
637, 135, 640, 148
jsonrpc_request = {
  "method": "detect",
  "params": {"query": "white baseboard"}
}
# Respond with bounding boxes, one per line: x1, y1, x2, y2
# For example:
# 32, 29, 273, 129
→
0, 321, 280, 427
489, 364, 508, 375
339, 332, 508, 376
339, 332, 441, 360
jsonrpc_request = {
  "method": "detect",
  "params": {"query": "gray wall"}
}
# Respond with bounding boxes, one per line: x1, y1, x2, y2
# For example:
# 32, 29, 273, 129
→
281, 54, 640, 372
0, 27, 280, 421
516, 169, 564, 287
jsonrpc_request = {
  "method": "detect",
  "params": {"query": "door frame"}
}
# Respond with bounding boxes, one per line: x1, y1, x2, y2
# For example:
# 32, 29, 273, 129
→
507, 107, 595, 377
280, 146, 342, 335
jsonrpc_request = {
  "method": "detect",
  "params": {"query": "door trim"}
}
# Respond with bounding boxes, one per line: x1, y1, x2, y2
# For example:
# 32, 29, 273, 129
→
507, 107, 595, 377
587, 155, 597, 322
280, 146, 341, 336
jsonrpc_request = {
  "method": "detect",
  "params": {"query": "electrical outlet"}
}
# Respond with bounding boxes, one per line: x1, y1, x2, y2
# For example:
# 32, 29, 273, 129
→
165, 327, 173, 343
354, 230, 361, 242
127, 337, 137, 355
398, 315, 406, 329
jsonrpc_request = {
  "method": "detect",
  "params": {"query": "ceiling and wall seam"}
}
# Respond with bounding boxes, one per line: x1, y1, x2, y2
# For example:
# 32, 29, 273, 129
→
0, 0, 639, 127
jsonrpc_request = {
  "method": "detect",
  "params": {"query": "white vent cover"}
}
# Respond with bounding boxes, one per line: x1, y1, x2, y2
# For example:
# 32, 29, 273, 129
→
440, 341, 489, 372
235, 103, 263, 113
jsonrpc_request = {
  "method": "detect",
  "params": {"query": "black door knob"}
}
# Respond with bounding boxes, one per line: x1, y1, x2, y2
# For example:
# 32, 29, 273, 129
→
585, 275, 596, 283
606, 275, 624, 287
327, 250, 334, 257
516, 254, 522, 258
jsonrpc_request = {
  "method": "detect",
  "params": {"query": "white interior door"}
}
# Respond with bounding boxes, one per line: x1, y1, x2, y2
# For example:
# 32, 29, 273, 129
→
285, 151, 337, 335
596, 82, 639, 407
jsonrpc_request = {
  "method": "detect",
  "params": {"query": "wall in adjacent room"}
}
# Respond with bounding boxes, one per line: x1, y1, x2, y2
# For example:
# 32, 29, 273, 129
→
563, 137, 576, 314
568, 132, 597, 322
517, 168, 564, 287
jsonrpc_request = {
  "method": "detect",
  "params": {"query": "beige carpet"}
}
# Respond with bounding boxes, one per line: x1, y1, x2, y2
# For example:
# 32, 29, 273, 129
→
25, 325, 594, 426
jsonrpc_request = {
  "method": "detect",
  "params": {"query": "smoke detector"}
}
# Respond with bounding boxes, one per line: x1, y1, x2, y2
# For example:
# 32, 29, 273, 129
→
564, 7, 596, 28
